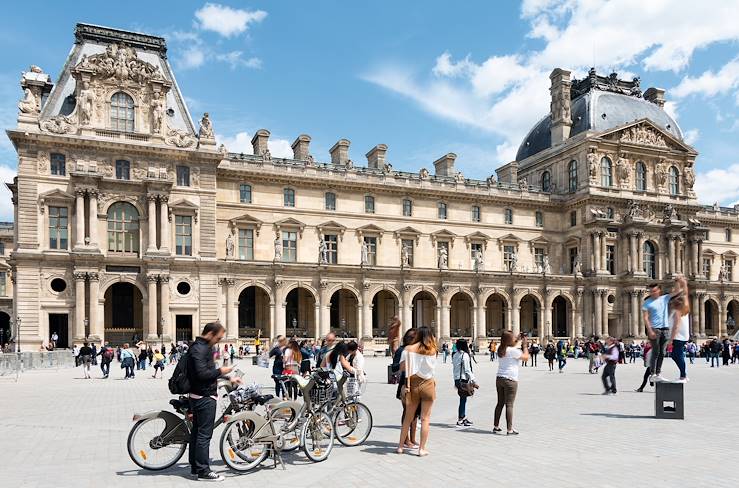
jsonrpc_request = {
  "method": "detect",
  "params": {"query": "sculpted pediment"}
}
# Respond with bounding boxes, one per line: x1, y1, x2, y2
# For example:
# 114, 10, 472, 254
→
601, 120, 693, 153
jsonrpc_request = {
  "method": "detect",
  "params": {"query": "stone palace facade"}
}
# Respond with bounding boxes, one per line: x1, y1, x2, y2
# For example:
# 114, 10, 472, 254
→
5, 23, 739, 351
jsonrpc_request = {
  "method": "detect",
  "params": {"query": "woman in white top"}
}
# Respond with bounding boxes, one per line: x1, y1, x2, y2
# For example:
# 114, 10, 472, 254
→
397, 326, 437, 457
494, 331, 529, 435
669, 275, 690, 382
452, 339, 478, 426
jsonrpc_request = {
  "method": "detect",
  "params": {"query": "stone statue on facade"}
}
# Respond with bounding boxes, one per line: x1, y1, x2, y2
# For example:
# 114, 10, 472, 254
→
510, 251, 518, 272
360, 240, 369, 266
616, 155, 630, 183
401, 245, 410, 268
438, 246, 448, 270
225, 232, 235, 258
486, 174, 497, 186
518, 178, 528, 190
719, 264, 728, 282
663, 203, 678, 221
684, 166, 695, 190
573, 253, 582, 276
587, 149, 598, 179
274, 237, 282, 262
543, 255, 551, 274
473, 249, 484, 272
18, 87, 38, 114
627, 201, 642, 219
151, 91, 164, 134
318, 238, 328, 265
77, 81, 94, 126
198, 112, 214, 139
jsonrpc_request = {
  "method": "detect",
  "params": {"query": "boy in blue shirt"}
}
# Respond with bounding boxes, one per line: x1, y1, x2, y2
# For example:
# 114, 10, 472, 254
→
642, 282, 671, 382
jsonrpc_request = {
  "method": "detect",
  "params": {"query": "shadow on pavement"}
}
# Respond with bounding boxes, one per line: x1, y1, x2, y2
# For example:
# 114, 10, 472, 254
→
580, 413, 654, 419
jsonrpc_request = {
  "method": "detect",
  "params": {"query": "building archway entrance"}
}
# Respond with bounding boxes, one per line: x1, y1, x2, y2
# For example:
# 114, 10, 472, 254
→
450, 292, 473, 337
372, 290, 398, 339
285, 287, 316, 338
727, 300, 739, 335
485, 294, 507, 336
0, 311, 11, 347
330, 289, 359, 338
238, 286, 271, 338
412, 291, 436, 329
705, 299, 719, 335
104, 282, 143, 345
552, 296, 569, 337
520, 295, 540, 336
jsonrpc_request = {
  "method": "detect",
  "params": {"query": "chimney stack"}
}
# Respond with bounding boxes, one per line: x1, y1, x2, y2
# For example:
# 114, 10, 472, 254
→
549, 68, 572, 145
644, 87, 666, 108
329, 139, 351, 166
433, 153, 457, 177
251, 129, 270, 156
366, 144, 388, 169
291, 134, 311, 160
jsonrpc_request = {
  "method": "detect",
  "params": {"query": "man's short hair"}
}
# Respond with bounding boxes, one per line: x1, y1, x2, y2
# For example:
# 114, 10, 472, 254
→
648, 283, 661, 290
202, 321, 225, 336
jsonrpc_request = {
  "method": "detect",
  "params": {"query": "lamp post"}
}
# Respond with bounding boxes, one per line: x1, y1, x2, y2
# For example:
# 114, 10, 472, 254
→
84, 318, 89, 340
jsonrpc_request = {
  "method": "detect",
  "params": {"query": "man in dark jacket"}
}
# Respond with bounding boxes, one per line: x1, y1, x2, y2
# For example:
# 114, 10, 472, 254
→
187, 321, 240, 481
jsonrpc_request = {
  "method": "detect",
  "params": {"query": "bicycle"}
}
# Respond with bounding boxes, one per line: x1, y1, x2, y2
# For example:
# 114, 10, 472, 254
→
218, 370, 335, 472
320, 372, 373, 446
127, 371, 266, 471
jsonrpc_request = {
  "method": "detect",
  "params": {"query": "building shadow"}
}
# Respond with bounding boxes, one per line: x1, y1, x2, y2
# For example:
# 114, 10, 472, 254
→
580, 413, 654, 419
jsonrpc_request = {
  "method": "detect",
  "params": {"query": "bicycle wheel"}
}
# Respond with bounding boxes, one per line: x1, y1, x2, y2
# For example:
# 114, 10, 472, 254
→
271, 406, 300, 452
219, 420, 269, 472
301, 412, 334, 462
127, 417, 187, 471
333, 402, 373, 446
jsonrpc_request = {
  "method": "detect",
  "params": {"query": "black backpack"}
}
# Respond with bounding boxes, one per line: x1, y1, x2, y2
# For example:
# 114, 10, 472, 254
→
168, 352, 190, 394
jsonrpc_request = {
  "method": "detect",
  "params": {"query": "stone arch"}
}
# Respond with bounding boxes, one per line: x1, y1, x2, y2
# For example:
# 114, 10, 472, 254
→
368, 284, 401, 302
100, 275, 148, 299
727, 299, 739, 333
519, 293, 541, 336
329, 287, 360, 338
551, 294, 573, 338
372, 288, 399, 338
284, 285, 317, 338
444, 287, 477, 308
103, 281, 145, 345
235, 281, 274, 304
704, 297, 720, 335
449, 291, 474, 337
407, 285, 439, 304
485, 292, 508, 336
238, 285, 271, 338
412, 289, 437, 329
281, 282, 318, 304
100, 196, 145, 216
325, 283, 363, 307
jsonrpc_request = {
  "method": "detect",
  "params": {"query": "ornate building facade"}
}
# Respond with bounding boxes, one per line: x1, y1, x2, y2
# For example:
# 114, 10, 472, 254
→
5, 24, 739, 351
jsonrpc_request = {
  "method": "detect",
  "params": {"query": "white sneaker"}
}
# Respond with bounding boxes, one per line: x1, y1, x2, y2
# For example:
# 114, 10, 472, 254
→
652, 375, 665, 383
675, 378, 688, 384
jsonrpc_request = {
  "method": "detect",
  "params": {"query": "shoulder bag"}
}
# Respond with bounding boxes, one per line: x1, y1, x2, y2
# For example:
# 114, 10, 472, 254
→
399, 352, 410, 404
457, 352, 476, 398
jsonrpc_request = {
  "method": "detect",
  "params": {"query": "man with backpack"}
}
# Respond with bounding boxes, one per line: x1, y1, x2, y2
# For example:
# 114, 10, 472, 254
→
180, 321, 240, 482
98, 342, 114, 378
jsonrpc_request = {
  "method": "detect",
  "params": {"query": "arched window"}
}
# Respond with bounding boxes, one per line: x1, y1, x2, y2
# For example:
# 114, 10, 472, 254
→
643, 241, 656, 279
601, 157, 613, 187
636, 161, 647, 191
541, 171, 551, 192
107, 202, 139, 254
110, 92, 135, 132
669, 166, 679, 195
568, 160, 578, 193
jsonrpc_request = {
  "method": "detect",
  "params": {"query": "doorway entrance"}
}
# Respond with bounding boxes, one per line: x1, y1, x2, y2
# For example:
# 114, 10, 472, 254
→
175, 315, 192, 342
49, 313, 69, 348
104, 282, 143, 345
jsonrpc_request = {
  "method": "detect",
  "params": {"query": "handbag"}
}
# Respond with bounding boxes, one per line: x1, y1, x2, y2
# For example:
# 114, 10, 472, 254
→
457, 352, 476, 397
399, 352, 410, 404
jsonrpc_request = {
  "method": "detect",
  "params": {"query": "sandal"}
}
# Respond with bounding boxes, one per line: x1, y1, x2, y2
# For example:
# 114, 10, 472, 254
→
492, 427, 502, 433
506, 430, 519, 436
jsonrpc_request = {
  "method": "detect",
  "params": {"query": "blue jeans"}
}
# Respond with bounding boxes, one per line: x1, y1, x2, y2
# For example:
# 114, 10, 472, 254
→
189, 397, 217, 475
455, 380, 467, 419
558, 356, 566, 370
649, 329, 669, 375
138, 358, 146, 370
711, 352, 720, 367
671, 340, 687, 378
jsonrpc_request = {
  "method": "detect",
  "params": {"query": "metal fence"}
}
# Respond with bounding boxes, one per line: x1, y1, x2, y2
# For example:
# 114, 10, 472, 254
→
0, 350, 75, 377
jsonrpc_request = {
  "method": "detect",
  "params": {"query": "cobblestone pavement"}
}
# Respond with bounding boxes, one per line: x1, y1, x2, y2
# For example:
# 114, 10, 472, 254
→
1, 353, 737, 488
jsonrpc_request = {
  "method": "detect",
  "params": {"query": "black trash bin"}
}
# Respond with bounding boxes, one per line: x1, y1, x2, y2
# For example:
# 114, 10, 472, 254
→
387, 364, 398, 384
252, 355, 258, 366
655, 381, 684, 419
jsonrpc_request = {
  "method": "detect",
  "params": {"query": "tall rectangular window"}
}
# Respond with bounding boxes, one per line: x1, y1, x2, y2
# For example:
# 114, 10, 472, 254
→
470, 242, 483, 262
175, 215, 192, 256
176, 166, 190, 186
402, 199, 413, 217
324, 234, 338, 264
535, 210, 543, 227
402, 238, 414, 267
325, 192, 336, 211
727, 260, 734, 281
48, 206, 69, 250
365, 195, 375, 214
438, 202, 448, 220
569, 247, 579, 273
240, 184, 252, 203
702, 257, 711, 278
364, 236, 377, 266
115, 160, 130, 180
239, 228, 254, 260
534, 248, 545, 270
0, 242, 4, 254
570, 210, 577, 227
726, 229, 732, 242
0, 272, 5, 296
50, 153, 66, 176
282, 231, 297, 262
606, 244, 615, 275
505, 208, 513, 225
283, 188, 295, 207
503, 245, 515, 271
471, 205, 481, 223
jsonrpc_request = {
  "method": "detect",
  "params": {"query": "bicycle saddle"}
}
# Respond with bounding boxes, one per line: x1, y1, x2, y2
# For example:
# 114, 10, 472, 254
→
169, 398, 189, 411
291, 374, 310, 389
271, 374, 292, 381
255, 394, 274, 405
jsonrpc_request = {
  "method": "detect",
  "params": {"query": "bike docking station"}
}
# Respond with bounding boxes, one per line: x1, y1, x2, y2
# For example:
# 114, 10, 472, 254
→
655, 381, 684, 420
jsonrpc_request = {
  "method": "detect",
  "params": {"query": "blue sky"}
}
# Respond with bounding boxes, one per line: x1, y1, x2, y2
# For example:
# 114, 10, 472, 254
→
2, 1, 739, 220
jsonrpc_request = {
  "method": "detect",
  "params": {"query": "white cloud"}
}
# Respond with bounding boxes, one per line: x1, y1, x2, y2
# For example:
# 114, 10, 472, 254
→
672, 57, 739, 99
0, 164, 16, 221
696, 163, 739, 205
215, 51, 262, 70
683, 128, 700, 145
363, 0, 739, 164
217, 131, 293, 159
179, 46, 206, 69
195, 3, 267, 38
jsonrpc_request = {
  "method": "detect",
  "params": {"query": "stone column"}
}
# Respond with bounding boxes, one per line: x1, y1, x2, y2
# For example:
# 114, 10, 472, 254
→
592, 233, 601, 274
511, 306, 520, 335
476, 303, 486, 339
314, 304, 321, 340
601, 290, 609, 337
88, 191, 98, 248
600, 233, 607, 272
146, 275, 158, 341
690, 293, 700, 337
223, 278, 237, 340
269, 303, 276, 339
274, 285, 286, 338
698, 293, 706, 337
401, 286, 412, 333
668, 236, 676, 276
361, 284, 372, 340
75, 189, 86, 248
436, 304, 444, 339
719, 297, 728, 337
575, 289, 584, 337
88, 273, 101, 342
542, 300, 551, 341
629, 233, 637, 273
593, 290, 602, 337
506, 306, 513, 334
160, 275, 171, 341
637, 233, 644, 273
630, 291, 640, 338
74, 272, 87, 341
159, 195, 170, 253
697, 240, 703, 277
319, 283, 331, 338
147, 194, 158, 252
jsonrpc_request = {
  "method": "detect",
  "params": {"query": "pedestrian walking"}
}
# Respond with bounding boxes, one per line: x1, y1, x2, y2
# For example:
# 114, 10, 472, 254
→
98, 342, 113, 378
282, 340, 302, 399
397, 326, 437, 457
530, 341, 539, 367
138, 347, 148, 370
269, 336, 287, 398
544, 343, 556, 371
442, 342, 449, 363
452, 339, 478, 426
668, 275, 690, 383
601, 337, 619, 395
392, 329, 420, 450
634, 342, 654, 392
73, 344, 80, 367
187, 321, 241, 481
120, 343, 135, 379
556, 339, 567, 373
151, 349, 165, 378
79, 342, 93, 379
388, 315, 401, 355
493, 331, 529, 435
91, 343, 98, 366
642, 283, 673, 382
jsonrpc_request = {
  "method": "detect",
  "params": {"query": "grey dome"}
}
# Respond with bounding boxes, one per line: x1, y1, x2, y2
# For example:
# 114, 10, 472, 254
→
516, 90, 683, 163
